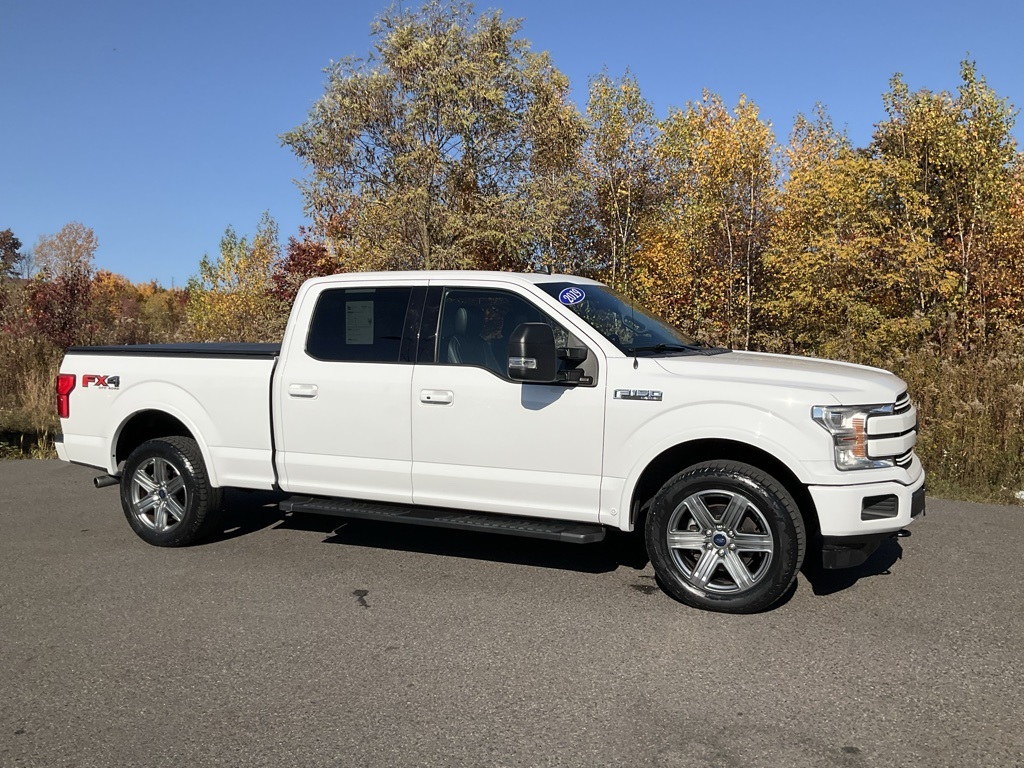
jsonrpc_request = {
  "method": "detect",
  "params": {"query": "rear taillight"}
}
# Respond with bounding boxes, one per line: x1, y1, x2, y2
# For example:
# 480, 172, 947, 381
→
56, 373, 75, 419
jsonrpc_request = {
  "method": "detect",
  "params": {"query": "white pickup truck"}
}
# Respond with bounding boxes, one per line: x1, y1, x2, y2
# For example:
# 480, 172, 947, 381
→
56, 270, 924, 612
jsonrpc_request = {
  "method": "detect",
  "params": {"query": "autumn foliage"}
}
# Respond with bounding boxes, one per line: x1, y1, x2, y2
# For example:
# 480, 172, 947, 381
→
0, 224, 189, 453
4, 3, 1024, 500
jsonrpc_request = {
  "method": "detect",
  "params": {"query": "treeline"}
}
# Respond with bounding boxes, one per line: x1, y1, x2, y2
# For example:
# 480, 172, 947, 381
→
275, 3, 1024, 361
2, 1, 1022, 499
0, 225, 186, 451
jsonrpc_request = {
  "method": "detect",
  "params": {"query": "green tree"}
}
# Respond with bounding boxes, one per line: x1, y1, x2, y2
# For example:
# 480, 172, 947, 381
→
0, 229, 23, 278
186, 212, 284, 341
282, 1, 583, 273
874, 60, 1020, 342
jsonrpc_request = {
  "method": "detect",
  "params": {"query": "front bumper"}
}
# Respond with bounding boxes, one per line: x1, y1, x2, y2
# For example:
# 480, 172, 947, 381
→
808, 470, 926, 538
813, 479, 925, 569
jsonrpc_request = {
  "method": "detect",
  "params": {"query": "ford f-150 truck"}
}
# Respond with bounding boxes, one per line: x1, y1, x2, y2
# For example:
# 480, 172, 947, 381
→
56, 271, 925, 612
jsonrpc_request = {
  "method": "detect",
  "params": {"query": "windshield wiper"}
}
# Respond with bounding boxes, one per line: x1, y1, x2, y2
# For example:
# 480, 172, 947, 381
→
626, 342, 730, 357
628, 343, 701, 354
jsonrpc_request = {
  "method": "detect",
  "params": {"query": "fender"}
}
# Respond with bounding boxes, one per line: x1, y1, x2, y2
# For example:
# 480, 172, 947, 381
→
108, 383, 222, 487
604, 401, 827, 529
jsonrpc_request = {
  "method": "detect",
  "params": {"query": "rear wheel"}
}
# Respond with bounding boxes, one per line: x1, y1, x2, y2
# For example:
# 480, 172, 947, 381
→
645, 461, 805, 613
120, 436, 223, 547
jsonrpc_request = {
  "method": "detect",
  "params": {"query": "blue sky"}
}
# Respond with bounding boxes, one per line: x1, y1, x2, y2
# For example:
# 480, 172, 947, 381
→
2, 0, 1022, 287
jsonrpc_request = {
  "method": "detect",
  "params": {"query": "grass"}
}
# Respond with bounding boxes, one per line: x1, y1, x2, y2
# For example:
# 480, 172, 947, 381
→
895, 341, 1024, 504
0, 335, 62, 460
0, 431, 55, 459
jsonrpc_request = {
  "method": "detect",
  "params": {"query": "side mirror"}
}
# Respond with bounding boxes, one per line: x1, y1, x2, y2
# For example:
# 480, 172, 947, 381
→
508, 323, 557, 383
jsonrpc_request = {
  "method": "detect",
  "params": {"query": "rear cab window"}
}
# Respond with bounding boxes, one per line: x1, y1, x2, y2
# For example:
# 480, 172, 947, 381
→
306, 287, 415, 363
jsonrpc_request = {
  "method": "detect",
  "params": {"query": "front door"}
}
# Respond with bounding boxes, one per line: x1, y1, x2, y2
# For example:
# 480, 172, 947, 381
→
411, 283, 606, 522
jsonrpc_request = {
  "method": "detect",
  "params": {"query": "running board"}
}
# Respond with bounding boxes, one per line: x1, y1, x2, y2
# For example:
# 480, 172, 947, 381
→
280, 497, 606, 544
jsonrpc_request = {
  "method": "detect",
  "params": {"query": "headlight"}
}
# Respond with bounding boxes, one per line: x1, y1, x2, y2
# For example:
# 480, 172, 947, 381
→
811, 405, 895, 471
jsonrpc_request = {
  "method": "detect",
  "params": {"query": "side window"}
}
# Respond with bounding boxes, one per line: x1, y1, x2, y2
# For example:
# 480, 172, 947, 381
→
436, 288, 575, 377
306, 287, 413, 363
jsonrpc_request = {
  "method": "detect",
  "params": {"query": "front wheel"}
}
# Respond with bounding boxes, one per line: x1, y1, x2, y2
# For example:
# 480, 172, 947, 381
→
645, 461, 806, 613
120, 436, 223, 547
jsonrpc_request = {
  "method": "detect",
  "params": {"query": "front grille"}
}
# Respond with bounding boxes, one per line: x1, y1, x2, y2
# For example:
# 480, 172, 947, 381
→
866, 392, 918, 466
894, 391, 912, 414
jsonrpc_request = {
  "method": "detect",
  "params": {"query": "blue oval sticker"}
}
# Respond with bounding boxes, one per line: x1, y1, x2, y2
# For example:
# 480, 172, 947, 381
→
559, 287, 586, 305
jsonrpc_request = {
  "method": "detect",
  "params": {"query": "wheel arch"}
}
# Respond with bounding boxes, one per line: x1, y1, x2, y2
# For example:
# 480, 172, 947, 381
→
112, 409, 218, 486
627, 438, 818, 541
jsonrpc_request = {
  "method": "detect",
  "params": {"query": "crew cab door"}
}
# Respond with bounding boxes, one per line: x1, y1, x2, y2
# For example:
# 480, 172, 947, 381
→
411, 283, 606, 522
274, 280, 424, 502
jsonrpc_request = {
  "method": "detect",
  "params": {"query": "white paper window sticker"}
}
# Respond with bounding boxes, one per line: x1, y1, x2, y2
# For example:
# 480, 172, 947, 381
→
345, 301, 374, 345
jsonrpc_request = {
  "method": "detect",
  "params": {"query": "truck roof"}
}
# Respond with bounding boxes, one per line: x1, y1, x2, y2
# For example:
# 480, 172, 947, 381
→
302, 270, 605, 288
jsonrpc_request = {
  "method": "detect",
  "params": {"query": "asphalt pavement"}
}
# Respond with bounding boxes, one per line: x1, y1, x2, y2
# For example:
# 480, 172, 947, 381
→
1, 460, 1022, 767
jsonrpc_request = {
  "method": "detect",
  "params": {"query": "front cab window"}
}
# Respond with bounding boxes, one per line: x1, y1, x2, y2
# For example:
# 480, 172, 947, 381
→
436, 288, 596, 385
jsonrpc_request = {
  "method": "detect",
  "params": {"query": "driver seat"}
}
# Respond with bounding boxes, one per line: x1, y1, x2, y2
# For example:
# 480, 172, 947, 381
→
446, 306, 498, 371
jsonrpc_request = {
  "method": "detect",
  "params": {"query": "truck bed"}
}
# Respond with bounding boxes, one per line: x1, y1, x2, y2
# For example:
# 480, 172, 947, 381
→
57, 345, 278, 489
65, 343, 280, 359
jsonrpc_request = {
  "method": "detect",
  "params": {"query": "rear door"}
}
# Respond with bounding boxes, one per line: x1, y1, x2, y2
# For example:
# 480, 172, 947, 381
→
410, 281, 606, 522
275, 280, 424, 502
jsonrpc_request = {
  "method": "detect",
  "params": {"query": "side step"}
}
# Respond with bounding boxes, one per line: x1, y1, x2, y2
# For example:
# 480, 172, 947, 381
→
280, 497, 606, 544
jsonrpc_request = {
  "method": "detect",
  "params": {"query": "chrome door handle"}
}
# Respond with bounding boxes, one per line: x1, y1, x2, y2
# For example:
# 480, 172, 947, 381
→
420, 389, 453, 405
288, 383, 318, 399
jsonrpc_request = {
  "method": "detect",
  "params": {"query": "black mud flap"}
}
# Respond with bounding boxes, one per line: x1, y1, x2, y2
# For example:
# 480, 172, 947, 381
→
911, 485, 926, 518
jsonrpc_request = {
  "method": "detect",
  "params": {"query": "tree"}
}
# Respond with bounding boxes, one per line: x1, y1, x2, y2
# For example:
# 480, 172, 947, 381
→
139, 284, 188, 342
87, 270, 147, 345
27, 269, 93, 349
647, 92, 777, 349
281, 1, 583, 272
873, 60, 1020, 342
0, 229, 23, 278
270, 228, 339, 307
33, 222, 97, 278
20, 223, 97, 349
585, 69, 660, 287
521, 57, 592, 274
765, 109, 932, 361
186, 212, 285, 342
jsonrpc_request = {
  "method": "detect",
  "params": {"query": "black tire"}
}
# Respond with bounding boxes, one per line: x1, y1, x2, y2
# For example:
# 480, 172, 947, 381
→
119, 436, 223, 547
645, 460, 806, 613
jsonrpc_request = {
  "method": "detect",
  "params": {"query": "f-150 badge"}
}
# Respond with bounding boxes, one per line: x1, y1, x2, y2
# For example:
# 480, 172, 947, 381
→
614, 389, 662, 401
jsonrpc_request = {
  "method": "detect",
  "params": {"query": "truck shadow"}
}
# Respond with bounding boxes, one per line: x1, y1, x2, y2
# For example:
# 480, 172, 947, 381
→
304, 518, 649, 575
210, 490, 904, 591
210, 489, 648, 575
208, 490, 289, 541
801, 537, 905, 596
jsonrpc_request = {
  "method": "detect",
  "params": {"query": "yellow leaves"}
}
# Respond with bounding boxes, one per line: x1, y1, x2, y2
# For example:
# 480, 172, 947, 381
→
186, 213, 285, 343
647, 93, 778, 348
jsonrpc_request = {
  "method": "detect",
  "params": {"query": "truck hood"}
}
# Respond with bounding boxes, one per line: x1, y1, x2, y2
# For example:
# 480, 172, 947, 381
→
653, 350, 906, 406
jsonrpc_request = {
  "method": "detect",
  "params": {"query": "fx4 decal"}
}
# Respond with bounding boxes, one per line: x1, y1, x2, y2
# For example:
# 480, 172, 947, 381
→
82, 374, 121, 389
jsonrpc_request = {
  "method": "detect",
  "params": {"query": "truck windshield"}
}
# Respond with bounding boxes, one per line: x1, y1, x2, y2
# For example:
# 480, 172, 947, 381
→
538, 282, 721, 356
